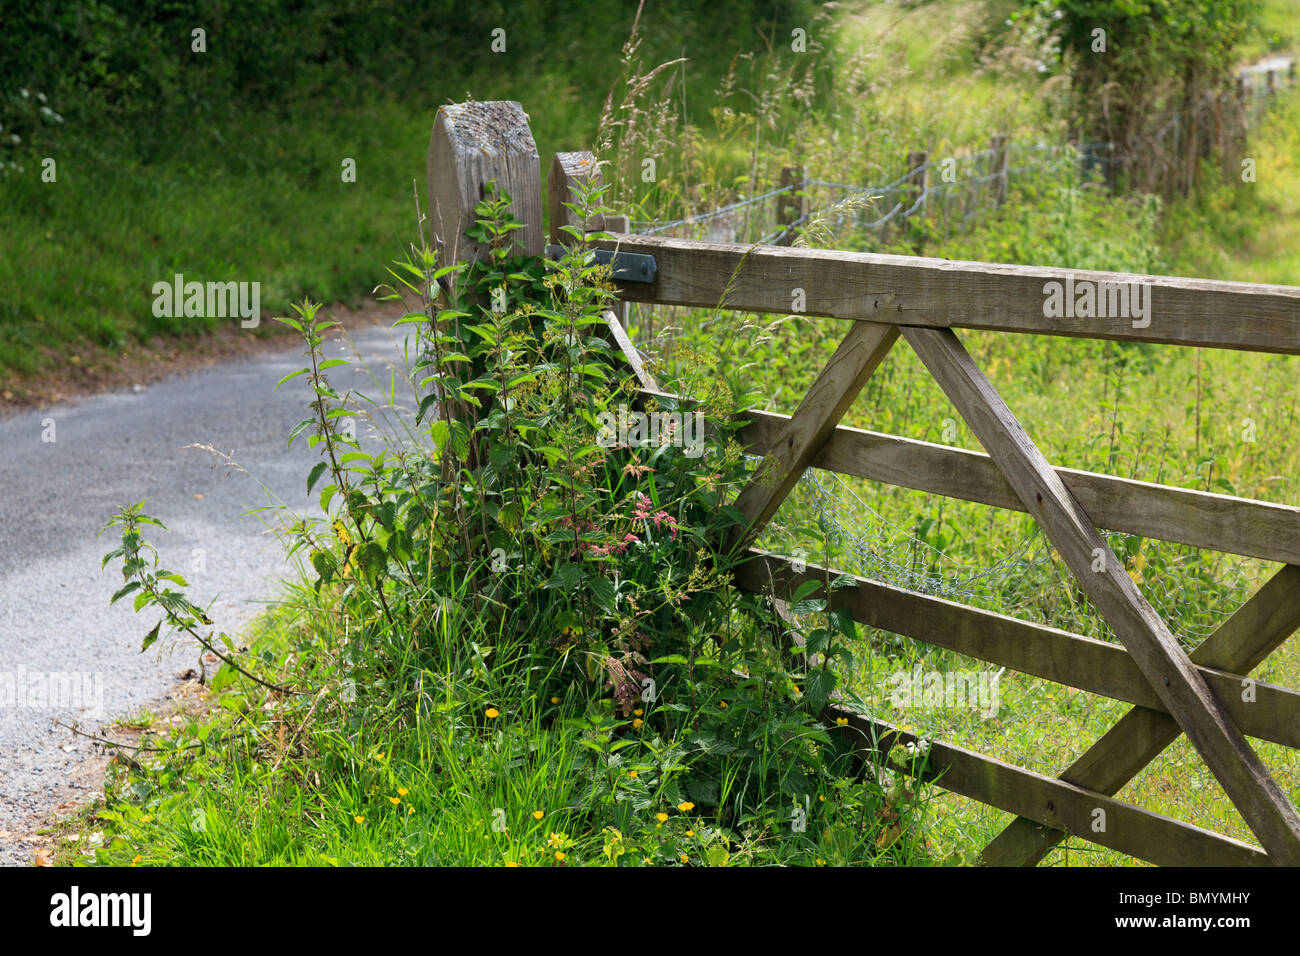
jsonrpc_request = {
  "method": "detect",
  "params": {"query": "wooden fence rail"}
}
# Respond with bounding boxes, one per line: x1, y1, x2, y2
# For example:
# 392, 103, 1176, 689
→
428, 100, 1300, 867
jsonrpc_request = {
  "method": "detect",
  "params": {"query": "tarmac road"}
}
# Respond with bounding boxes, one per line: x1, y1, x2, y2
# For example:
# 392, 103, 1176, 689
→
0, 318, 410, 865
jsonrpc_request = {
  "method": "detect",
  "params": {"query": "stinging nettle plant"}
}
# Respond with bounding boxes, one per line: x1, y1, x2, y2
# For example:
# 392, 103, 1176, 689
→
97, 176, 935, 866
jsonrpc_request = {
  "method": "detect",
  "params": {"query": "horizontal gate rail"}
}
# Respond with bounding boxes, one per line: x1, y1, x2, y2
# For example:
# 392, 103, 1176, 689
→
826, 706, 1272, 867
739, 549, 1300, 750
593, 234, 1300, 354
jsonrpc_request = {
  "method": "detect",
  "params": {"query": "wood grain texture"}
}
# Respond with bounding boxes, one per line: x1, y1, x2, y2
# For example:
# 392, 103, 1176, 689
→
902, 325, 1300, 864
826, 706, 1271, 867
982, 563, 1300, 866
548, 151, 623, 244
605, 310, 658, 391
737, 549, 1300, 749
777, 165, 806, 246
726, 320, 898, 553
592, 234, 1300, 353
428, 101, 543, 274
736, 409, 1300, 564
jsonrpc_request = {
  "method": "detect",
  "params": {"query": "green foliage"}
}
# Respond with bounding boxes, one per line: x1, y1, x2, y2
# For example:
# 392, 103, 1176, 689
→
83, 184, 937, 866
1016, 0, 1263, 176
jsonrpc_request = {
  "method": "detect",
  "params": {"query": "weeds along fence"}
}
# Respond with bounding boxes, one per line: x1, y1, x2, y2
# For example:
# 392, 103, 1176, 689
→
629, 56, 1297, 252
428, 100, 1300, 868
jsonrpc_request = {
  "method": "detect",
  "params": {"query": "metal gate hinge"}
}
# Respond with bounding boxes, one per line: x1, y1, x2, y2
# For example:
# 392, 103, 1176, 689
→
545, 245, 657, 283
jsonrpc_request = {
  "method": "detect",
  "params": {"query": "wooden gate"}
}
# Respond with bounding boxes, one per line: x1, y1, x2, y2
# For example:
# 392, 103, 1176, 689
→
431, 100, 1300, 867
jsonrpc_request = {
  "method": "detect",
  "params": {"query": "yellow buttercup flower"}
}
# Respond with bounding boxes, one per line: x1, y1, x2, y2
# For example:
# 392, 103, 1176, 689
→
677, 801, 695, 812
397, 787, 409, 797
632, 718, 643, 729
389, 796, 401, 805
633, 708, 643, 717
555, 851, 566, 862
353, 815, 365, 824
407, 806, 415, 815
505, 861, 519, 867
835, 717, 848, 726
533, 810, 544, 820
485, 707, 499, 718
628, 770, 638, 779
656, 812, 668, 824
551, 696, 559, 704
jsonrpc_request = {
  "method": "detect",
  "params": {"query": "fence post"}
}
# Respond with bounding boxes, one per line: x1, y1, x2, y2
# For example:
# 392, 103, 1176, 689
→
549, 150, 631, 326
777, 164, 807, 245
548, 151, 627, 244
904, 150, 928, 230
988, 136, 1009, 208
427, 100, 544, 289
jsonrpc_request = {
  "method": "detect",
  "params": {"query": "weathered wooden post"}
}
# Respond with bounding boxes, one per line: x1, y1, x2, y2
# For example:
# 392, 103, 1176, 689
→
899, 149, 928, 248
427, 100, 544, 283
548, 150, 632, 329
549, 151, 627, 244
904, 150, 927, 225
776, 165, 807, 245
988, 136, 1009, 208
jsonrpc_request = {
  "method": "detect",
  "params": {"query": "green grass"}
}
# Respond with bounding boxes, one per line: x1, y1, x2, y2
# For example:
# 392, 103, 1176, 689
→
0, 80, 604, 380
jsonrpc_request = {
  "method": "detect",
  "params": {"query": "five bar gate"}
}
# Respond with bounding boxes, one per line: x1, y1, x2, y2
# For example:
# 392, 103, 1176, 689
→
430, 100, 1300, 867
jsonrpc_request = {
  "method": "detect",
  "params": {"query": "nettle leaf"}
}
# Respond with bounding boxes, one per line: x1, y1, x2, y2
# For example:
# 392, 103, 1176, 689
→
141, 620, 162, 652
373, 501, 397, 532
449, 421, 471, 459
788, 598, 826, 615
792, 579, 822, 602
588, 573, 616, 609
417, 393, 441, 425
288, 417, 315, 449
805, 668, 837, 713
356, 542, 385, 575
274, 367, 309, 389
805, 627, 831, 657
310, 549, 336, 582
307, 461, 328, 494
557, 561, 582, 590
111, 581, 141, 604
430, 419, 451, 451
829, 606, 856, 640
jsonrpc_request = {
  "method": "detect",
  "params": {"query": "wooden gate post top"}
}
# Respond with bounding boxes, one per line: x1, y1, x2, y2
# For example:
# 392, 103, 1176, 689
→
427, 100, 544, 270
549, 150, 601, 245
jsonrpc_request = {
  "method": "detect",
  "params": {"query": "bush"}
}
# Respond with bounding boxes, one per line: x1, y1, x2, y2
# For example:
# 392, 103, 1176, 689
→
91, 182, 936, 866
